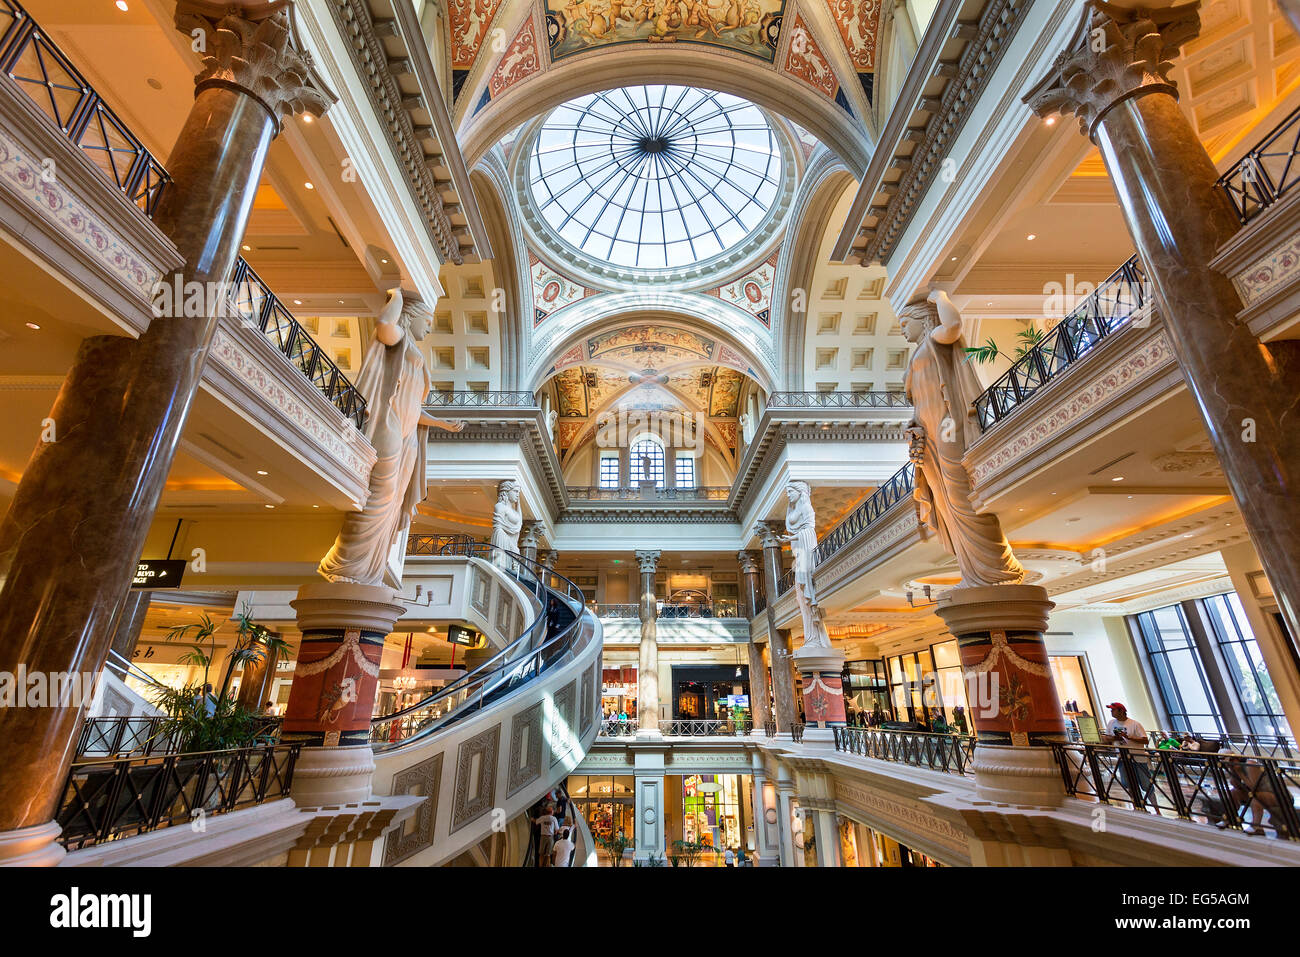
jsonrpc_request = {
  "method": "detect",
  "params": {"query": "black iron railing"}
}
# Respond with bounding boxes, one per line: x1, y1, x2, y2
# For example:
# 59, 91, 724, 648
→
659, 719, 753, 736
0, 0, 170, 216
1217, 104, 1300, 224
974, 256, 1148, 430
599, 717, 639, 737
406, 533, 480, 555
763, 721, 804, 740
370, 541, 587, 749
1146, 730, 1299, 758
425, 390, 536, 408
834, 727, 977, 775
567, 486, 730, 501
77, 714, 281, 757
229, 258, 368, 428
56, 743, 300, 850
1053, 742, 1300, 841
813, 461, 915, 566
767, 391, 911, 409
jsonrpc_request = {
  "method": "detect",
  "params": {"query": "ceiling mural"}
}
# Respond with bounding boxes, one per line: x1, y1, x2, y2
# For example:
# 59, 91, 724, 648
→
530, 253, 593, 325
554, 367, 590, 416
489, 15, 545, 97
708, 368, 744, 416
825, 0, 881, 72
783, 14, 838, 101
543, 0, 787, 63
704, 252, 778, 326
451, 0, 509, 70
587, 325, 715, 362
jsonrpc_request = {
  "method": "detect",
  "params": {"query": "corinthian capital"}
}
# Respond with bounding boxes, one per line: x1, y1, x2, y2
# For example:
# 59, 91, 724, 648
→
1024, 0, 1200, 139
635, 549, 660, 574
752, 522, 783, 550
176, 1, 334, 128
737, 550, 760, 575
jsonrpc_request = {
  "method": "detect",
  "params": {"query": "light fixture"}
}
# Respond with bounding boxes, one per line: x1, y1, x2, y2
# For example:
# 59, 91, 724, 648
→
304, 181, 314, 190
1045, 116, 1057, 127
312, 504, 320, 508
256, 469, 269, 476
115, 0, 128, 10
1183, 532, 1193, 538
381, 258, 389, 264
302, 115, 313, 124
242, 244, 251, 251
1026, 234, 1037, 241
293, 299, 303, 305
24, 322, 40, 330
950, 255, 957, 261
264, 504, 275, 509
1111, 476, 1124, 482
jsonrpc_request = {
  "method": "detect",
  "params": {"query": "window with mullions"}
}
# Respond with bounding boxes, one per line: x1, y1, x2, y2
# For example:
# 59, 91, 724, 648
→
1133, 604, 1225, 735
1202, 593, 1292, 737
675, 454, 695, 488
599, 453, 620, 489
629, 438, 665, 487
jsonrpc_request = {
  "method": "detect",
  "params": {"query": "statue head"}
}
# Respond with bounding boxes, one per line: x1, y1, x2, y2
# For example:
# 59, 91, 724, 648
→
900, 291, 963, 346
400, 295, 434, 343
785, 480, 811, 508
498, 480, 520, 505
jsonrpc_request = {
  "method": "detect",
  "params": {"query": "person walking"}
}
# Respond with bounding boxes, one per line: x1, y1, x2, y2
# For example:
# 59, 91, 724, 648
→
1105, 702, 1153, 804
552, 826, 575, 867
533, 804, 559, 867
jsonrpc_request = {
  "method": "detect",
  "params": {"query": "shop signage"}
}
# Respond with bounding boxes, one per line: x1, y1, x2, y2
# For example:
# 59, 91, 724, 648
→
448, 624, 481, 647
131, 559, 187, 589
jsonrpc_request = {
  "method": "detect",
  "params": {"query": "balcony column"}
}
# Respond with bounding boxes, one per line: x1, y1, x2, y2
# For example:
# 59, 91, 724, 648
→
1028, 0, 1300, 642
106, 591, 152, 680
755, 523, 798, 735
748, 752, 780, 866
0, 1, 331, 863
635, 549, 662, 738
935, 585, 1068, 808
774, 763, 799, 866
737, 550, 771, 731
283, 583, 406, 807
519, 522, 541, 565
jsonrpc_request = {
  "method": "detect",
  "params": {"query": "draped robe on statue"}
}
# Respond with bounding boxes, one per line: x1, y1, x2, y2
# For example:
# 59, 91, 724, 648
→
318, 311, 430, 588
904, 297, 1023, 587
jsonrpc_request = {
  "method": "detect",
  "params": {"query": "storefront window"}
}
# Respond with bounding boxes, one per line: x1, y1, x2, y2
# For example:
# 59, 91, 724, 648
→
1133, 604, 1224, 735
843, 659, 890, 723
929, 639, 970, 732
682, 774, 743, 852
1203, 593, 1292, 737
886, 649, 938, 727
568, 775, 635, 846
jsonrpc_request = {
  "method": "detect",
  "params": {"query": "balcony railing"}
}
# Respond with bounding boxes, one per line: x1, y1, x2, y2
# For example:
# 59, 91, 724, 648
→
767, 391, 911, 409
77, 714, 281, 757
55, 743, 301, 850
1052, 742, 1300, 841
0, 0, 170, 216
592, 599, 742, 619
407, 533, 480, 555
425, 390, 537, 408
659, 719, 753, 736
229, 258, 368, 429
567, 486, 730, 502
833, 727, 978, 775
1146, 730, 1298, 759
599, 718, 639, 737
973, 255, 1148, 431
1217, 104, 1300, 224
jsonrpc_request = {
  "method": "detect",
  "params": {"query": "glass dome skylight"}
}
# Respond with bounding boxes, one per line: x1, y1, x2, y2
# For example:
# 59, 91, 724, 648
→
527, 86, 782, 271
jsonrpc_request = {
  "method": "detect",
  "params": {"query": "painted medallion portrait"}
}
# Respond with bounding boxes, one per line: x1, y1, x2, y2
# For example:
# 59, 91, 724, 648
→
545, 0, 786, 62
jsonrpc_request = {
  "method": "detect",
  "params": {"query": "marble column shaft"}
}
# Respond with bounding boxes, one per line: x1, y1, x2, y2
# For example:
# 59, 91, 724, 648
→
636, 550, 660, 731
759, 536, 797, 734
738, 550, 771, 730
107, 591, 152, 680
0, 11, 316, 833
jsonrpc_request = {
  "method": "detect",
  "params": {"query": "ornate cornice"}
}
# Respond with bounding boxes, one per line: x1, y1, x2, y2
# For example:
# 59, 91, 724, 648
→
329, 0, 461, 264
1024, 0, 1200, 140
176, 2, 333, 128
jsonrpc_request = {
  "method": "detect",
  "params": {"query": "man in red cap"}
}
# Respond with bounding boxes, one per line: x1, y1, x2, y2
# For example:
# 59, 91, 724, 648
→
1105, 703, 1153, 804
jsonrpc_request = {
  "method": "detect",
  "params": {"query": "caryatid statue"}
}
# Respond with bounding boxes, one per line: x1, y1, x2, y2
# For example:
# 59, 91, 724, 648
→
490, 480, 523, 558
902, 290, 1024, 587
780, 480, 832, 649
318, 288, 462, 588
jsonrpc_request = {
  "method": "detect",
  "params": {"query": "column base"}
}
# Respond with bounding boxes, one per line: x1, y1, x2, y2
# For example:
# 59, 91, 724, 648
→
0, 820, 65, 867
799, 727, 837, 749
971, 743, 1064, 808
635, 727, 664, 741
290, 745, 376, 807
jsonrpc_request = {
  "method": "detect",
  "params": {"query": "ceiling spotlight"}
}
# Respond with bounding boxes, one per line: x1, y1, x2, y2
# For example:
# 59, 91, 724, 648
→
1111, 476, 1124, 482
264, 504, 275, 509
381, 258, 389, 264
950, 256, 957, 261
302, 115, 313, 124
313, 504, 320, 508
1026, 234, 1037, 241
242, 244, 251, 251
1045, 116, 1057, 127
116, 0, 128, 10
24, 322, 40, 330
256, 469, 269, 476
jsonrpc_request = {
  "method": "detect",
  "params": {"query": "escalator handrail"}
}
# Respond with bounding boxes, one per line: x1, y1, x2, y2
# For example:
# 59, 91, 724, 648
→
370, 542, 586, 745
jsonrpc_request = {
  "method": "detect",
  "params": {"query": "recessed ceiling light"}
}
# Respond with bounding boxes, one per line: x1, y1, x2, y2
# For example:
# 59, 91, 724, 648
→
313, 504, 320, 508
293, 299, 303, 305
264, 504, 275, 509
950, 256, 957, 261
115, 0, 128, 10
256, 469, 269, 476
24, 322, 39, 330
242, 244, 251, 251
381, 258, 389, 264
338, 300, 344, 304
1026, 234, 1037, 241
1111, 476, 1124, 482
302, 115, 313, 124
304, 182, 314, 190
1183, 532, 1193, 538
1045, 116, 1057, 127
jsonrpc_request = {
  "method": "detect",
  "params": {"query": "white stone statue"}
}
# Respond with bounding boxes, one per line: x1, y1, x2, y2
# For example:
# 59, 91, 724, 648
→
739, 411, 754, 445
546, 409, 558, 442
319, 288, 435, 588
490, 480, 523, 560
902, 290, 1024, 587
779, 480, 832, 649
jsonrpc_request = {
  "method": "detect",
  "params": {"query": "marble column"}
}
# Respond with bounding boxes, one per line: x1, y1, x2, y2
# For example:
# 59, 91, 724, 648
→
235, 632, 281, 713
774, 764, 798, 867
0, 1, 330, 856
106, 591, 152, 680
284, 582, 405, 807
1027, 0, 1300, 643
935, 584, 1067, 807
519, 522, 541, 565
635, 549, 661, 737
755, 523, 797, 734
632, 749, 666, 862
748, 751, 780, 866
737, 550, 771, 732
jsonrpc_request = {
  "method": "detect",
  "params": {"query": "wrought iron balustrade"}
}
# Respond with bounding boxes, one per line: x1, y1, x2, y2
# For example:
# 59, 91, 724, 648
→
425, 390, 537, 408
763, 721, 804, 741
1052, 742, 1300, 841
594, 599, 742, 619
77, 714, 281, 757
56, 743, 300, 850
776, 565, 795, 595
658, 719, 753, 737
813, 462, 916, 566
229, 258, 368, 428
599, 717, 639, 737
593, 604, 639, 619
833, 727, 977, 774
566, 486, 730, 501
1217, 104, 1300, 224
767, 391, 911, 409
406, 533, 480, 555
1146, 730, 1299, 758
0, 0, 170, 216
973, 256, 1148, 431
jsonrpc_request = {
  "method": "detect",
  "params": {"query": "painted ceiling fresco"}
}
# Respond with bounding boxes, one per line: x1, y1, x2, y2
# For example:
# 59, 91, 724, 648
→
783, 14, 837, 100
703, 252, 777, 326
544, 0, 787, 63
587, 325, 715, 363
489, 15, 545, 96
531, 253, 593, 325
554, 363, 745, 419
451, 0, 508, 70
823, 0, 881, 103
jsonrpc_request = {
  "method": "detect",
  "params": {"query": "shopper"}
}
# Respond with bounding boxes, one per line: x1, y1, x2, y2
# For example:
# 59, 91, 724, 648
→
1104, 702, 1153, 804
552, 826, 575, 867
723, 847, 735, 867
533, 804, 559, 867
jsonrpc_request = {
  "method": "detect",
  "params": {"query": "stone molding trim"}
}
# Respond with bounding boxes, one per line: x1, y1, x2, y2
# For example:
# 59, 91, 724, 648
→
329, 0, 462, 264
1023, 0, 1200, 140
1210, 186, 1300, 341
507, 701, 546, 797
832, 776, 972, 862
175, 2, 335, 129
383, 753, 443, 865
426, 416, 567, 510
450, 724, 501, 833
550, 680, 578, 767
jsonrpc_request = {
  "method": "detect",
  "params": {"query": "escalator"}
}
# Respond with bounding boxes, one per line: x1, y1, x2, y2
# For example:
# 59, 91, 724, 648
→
366, 542, 603, 866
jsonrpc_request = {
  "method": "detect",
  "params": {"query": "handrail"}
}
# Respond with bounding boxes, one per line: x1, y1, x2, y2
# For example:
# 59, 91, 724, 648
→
0, 0, 170, 216
658, 719, 753, 737
973, 256, 1148, 431
566, 486, 731, 502
371, 540, 586, 750
1216, 104, 1300, 224
229, 258, 368, 429
406, 533, 481, 554
767, 391, 911, 409
56, 742, 300, 850
592, 600, 742, 619
77, 714, 282, 757
106, 648, 169, 691
1146, 730, 1299, 759
425, 390, 537, 408
834, 726, 977, 775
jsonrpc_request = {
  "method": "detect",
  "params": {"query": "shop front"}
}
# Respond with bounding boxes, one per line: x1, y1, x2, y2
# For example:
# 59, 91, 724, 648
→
602, 666, 637, 721
671, 664, 750, 724
568, 775, 635, 848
